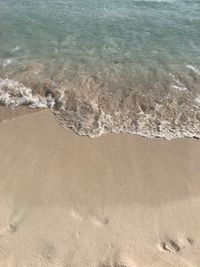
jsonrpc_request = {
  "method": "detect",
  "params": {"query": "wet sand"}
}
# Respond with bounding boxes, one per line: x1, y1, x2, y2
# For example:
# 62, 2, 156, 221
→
0, 110, 200, 266
0, 106, 40, 123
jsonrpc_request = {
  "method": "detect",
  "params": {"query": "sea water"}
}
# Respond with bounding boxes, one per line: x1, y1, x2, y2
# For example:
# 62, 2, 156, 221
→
0, 0, 200, 138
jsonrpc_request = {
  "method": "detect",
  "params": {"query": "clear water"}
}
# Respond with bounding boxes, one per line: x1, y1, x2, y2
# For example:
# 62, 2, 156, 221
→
0, 0, 200, 138
0, 0, 200, 64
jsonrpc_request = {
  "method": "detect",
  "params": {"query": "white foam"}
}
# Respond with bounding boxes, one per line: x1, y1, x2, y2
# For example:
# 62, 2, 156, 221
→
56, 99, 200, 141
195, 95, 200, 105
1, 77, 200, 141
11, 46, 21, 53
170, 73, 188, 91
2, 59, 13, 68
172, 85, 187, 92
0, 78, 54, 109
186, 65, 200, 76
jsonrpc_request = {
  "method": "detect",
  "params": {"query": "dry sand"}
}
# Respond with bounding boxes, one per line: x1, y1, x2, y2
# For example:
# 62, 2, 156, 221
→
0, 110, 200, 266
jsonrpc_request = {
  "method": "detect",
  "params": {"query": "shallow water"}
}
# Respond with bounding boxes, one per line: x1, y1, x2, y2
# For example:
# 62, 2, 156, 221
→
0, 0, 200, 138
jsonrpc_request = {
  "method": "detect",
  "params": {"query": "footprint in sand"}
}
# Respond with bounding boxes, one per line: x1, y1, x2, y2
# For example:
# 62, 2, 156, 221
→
40, 242, 57, 262
159, 236, 193, 253
0, 208, 26, 238
90, 215, 109, 227
99, 249, 135, 267
160, 240, 180, 253
70, 208, 84, 222
70, 207, 109, 227
0, 223, 16, 238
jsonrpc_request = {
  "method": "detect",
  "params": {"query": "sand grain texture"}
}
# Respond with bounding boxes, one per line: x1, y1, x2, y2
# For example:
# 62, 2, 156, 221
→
0, 111, 200, 266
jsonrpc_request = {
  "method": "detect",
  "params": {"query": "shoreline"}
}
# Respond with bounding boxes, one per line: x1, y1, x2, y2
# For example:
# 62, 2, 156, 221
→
1, 74, 200, 140
1, 104, 200, 141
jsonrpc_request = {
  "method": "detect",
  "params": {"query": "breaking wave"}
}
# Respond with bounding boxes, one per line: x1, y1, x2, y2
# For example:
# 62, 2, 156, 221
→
1, 74, 200, 140
0, 78, 53, 108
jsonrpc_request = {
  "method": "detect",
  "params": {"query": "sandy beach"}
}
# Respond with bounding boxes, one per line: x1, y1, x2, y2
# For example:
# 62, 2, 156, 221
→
0, 110, 200, 266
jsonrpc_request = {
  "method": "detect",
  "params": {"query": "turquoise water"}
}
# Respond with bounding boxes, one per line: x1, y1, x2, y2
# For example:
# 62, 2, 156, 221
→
0, 0, 200, 138
0, 0, 200, 69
